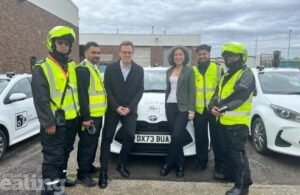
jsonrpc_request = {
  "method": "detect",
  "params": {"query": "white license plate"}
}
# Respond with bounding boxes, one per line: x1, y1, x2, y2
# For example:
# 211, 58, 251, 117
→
134, 134, 171, 144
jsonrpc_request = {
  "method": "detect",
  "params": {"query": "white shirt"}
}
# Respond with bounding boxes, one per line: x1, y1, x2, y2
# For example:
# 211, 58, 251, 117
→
167, 76, 178, 103
120, 61, 132, 81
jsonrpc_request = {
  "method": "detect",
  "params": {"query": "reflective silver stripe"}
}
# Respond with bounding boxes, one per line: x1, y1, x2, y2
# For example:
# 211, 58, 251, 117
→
45, 180, 59, 185
245, 98, 252, 103
45, 62, 79, 98
90, 103, 107, 109
216, 65, 221, 84
205, 88, 215, 92
196, 88, 215, 93
90, 91, 106, 96
88, 65, 106, 96
45, 62, 61, 98
196, 100, 205, 104
225, 111, 251, 116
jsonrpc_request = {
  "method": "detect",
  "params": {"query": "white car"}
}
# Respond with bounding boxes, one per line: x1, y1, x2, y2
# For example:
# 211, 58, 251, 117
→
250, 67, 300, 157
110, 67, 196, 156
0, 73, 40, 160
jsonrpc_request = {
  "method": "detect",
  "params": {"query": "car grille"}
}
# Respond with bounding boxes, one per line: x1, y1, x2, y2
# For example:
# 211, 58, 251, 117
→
136, 121, 169, 133
114, 121, 193, 156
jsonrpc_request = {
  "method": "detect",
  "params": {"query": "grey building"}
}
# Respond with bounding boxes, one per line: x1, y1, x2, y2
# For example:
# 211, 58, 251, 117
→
79, 33, 201, 67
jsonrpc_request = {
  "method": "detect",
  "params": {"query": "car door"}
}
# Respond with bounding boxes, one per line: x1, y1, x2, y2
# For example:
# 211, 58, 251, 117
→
5, 77, 39, 144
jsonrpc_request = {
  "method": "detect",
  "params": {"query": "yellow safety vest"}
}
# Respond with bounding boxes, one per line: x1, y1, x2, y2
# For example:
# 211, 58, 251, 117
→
36, 57, 79, 120
218, 69, 253, 127
193, 63, 222, 114
77, 61, 107, 117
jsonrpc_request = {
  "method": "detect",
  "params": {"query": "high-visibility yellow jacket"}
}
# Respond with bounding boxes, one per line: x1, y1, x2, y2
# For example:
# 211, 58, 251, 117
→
193, 62, 222, 114
218, 69, 253, 127
77, 61, 107, 117
36, 56, 79, 120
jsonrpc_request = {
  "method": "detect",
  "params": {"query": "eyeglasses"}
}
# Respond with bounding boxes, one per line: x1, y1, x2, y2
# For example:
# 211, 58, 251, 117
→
55, 40, 70, 46
121, 51, 133, 55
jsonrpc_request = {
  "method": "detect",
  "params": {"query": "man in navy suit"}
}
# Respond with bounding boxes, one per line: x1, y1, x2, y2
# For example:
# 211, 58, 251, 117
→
98, 41, 144, 189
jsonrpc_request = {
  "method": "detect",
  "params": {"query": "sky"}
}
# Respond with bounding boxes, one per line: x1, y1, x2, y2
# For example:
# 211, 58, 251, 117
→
71, 0, 300, 58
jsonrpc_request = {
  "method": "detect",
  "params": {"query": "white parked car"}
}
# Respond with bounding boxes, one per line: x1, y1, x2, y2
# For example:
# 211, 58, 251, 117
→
110, 67, 196, 156
250, 67, 300, 157
0, 73, 40, 160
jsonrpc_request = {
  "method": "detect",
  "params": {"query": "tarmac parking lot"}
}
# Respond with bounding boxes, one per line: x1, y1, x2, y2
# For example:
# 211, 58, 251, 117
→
0, 135, 299, 194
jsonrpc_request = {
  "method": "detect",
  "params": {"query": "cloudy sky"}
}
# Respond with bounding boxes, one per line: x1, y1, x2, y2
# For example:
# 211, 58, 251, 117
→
72, 0, 300, 58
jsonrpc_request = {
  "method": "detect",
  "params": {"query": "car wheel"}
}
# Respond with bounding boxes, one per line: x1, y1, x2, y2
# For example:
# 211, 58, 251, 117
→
0, 129, 8, 161
251, 117, 269, 154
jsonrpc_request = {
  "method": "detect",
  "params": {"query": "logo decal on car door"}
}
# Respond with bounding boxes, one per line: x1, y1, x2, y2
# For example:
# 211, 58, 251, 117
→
15, 111, 28, 130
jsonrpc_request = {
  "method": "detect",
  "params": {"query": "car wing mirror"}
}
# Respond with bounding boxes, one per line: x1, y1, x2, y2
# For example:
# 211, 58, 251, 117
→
4, 93, 27, 104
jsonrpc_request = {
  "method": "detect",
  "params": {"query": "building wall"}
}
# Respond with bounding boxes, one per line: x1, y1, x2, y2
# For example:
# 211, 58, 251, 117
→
80, 33, 200, 67
0, 0, 79, 74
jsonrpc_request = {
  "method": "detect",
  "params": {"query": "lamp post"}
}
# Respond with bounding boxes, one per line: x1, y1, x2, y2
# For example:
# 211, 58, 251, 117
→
288, 29, 292, 59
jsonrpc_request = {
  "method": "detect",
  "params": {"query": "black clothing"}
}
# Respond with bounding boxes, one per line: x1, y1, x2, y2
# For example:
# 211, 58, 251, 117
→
32, 54, 78, 195
165, 103, 189, 167
100, 112, 137, 171
76, 64, 92, 121
32, 66, 55, 129
77, 117, 102, 177
75, 61, 104, 177
49, 52, 69, 69
208, 65, 254, 189
40, 119, 77, 180
218, 123, 253, 188
197, 60, 210, 75
193, 109, 223, 170
104, 60, 144, 113
194, 62, 224, 171
100, 60, 143, 172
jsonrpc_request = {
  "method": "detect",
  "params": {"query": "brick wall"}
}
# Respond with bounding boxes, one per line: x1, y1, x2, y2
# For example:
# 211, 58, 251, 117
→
0, 0, 79, 74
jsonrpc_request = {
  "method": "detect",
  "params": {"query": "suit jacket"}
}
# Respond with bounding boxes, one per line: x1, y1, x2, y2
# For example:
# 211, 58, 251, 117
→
165, 65, 196, 112
104, 60, 144, 113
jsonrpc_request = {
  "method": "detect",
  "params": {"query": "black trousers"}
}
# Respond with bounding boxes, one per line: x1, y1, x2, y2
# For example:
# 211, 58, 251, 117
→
193, 109, 223, 170
77, 117, 102, 177
100, 112, 137, 171
218, 123, 253, 188
165, 103, 189, 167
40, 119, 78, 181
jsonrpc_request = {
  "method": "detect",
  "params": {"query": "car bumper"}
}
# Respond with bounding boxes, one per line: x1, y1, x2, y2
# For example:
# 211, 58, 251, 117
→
110, 121, 196, 156
265, 118, 300, 157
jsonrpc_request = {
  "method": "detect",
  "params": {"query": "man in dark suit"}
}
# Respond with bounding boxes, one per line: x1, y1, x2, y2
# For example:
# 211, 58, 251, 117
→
98, 41, 144, 189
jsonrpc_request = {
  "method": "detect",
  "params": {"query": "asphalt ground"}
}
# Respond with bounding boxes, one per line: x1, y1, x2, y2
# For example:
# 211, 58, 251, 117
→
0, 135, 299, 195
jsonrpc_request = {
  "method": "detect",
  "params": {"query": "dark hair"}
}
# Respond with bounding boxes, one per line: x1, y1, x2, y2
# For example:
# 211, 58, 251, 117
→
84, 41, 100, 52
196, 44, 211, 53
167, 45, 190, 66
119, 41, 134, 51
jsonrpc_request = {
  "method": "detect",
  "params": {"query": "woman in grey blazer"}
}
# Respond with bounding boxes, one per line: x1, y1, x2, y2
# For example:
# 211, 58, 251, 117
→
159, 45, 196, 178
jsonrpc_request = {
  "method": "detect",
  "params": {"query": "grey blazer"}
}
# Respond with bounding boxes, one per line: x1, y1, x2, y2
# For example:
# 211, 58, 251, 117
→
165, 66, 196, 112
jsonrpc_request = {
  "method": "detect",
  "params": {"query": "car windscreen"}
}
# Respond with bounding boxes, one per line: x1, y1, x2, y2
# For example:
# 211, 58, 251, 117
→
258, 71, 300, 94
144, 70, 166, 92
0, 79, 10, 94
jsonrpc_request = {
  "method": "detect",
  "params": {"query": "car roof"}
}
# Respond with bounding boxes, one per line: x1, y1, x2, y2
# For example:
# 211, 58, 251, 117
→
252, 67, 300, 73
0, 73, 31, 80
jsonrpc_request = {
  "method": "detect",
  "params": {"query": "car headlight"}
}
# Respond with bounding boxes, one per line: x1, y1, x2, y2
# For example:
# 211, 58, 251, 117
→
270, 104, 300, 123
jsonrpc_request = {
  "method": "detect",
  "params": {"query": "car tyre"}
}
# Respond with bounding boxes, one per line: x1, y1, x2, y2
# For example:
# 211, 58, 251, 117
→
251, 117, 269, 154
0, 129, 8, 161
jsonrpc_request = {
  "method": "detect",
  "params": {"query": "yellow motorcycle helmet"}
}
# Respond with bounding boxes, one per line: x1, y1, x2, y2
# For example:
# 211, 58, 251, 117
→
221, 42, 248, 64
47, 26, 76, 52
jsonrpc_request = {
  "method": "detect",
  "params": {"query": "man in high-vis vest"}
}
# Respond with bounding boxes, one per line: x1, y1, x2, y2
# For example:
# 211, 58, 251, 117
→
32, 26, 79, 195
209, 42, 255, 195
192, 44, 224, 173
75, 42, 107, 187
